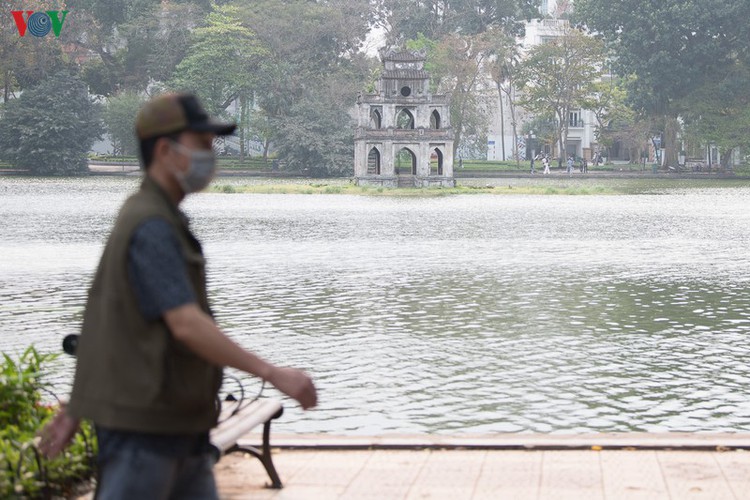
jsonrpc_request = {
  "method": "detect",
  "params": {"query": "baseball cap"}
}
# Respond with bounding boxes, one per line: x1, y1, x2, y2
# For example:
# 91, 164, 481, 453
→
135, 93, 236, 140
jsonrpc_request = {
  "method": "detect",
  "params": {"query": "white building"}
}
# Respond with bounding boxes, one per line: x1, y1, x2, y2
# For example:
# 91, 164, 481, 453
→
486, 2, 600, 162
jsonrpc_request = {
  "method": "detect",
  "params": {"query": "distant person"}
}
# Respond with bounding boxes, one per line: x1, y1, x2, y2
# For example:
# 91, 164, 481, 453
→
39, 93, 317, 499
543, 155, 550, 175
567, 155, 574, 176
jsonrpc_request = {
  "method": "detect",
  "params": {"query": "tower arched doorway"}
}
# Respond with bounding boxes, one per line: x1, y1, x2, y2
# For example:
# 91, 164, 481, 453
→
367, 147, 381, 175
430, 110, 441, 129
430, 148, 444, 175
396, 109, 415, 130
370, 109, 382, 129
395, 147, 417, 175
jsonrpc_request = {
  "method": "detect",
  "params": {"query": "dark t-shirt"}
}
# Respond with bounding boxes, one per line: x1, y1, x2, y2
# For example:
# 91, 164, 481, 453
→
127, 217, 197, 321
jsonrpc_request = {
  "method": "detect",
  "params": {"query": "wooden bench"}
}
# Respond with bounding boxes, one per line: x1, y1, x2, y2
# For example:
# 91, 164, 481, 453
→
211, 398, 284, 488
62, 334, 285, 488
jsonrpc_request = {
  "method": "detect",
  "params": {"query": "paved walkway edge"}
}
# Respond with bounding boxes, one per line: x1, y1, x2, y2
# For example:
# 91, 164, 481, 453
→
240, 433, 750, 451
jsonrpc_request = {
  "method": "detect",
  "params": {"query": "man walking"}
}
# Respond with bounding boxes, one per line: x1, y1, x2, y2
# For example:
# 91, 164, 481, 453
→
39, 93, 317, 499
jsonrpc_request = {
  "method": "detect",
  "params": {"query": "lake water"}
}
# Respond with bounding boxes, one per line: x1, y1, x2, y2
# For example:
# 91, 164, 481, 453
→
2, 176, 750, 435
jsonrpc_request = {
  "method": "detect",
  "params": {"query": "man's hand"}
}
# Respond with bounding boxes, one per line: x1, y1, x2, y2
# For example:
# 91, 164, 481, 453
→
165, 304, 319, 409
38, 406, 80, 459
267, 367, 318, 410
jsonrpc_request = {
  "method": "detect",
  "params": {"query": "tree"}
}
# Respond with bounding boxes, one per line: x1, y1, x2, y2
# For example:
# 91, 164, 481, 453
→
516, 28, 605, 163
0, 0, 71, 102
68, 0, 208, 96
239, 0, 372, 72
169, 3, 268, 160
575, 0, 750, 167
521, 114, 557, 158
273, 74, 357, 177
681, 62, 750, 169
0, 72, 101, 174
406, 33, 492, 158
169, 4, 266, 117
486, 28, 522, 162
235, 0, 374, 174
606, 114, 655, 166
378, 0, 538, 42
579, 75, 636, 160
103, 91, 146, 156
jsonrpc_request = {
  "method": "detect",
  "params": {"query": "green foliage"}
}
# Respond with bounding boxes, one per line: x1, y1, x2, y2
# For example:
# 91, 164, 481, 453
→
575, 0, 750, 112
576, 0, 750, 167
273, 75, 357, 177
237, 0, 373, 176
169, 4, 267, 117
0, 0, 71, 103
521, 115, 557, 152
0, 72, 101, 175
681, 61, 750, 166
379, 0, 539, 41
0, 346, 96, 498
240, 0, 372, 71
405, 34, 438, 89
516, 28, 605, 157
580, 77, 629, 131
103, 91, 146, 156
73, 1, 210, 96
406, 32, 493, 157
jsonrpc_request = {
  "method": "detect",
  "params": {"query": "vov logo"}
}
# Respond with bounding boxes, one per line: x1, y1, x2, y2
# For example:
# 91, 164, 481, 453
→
11, 10, 69, 37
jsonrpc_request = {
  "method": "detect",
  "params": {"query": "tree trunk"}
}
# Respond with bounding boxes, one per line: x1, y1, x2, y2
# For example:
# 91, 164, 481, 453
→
496, 81, 505, 161
239, 94, 246, 162
3, 69, 9, 103
663, 116, 679, 168
557, 110, 565, 166
452, 93, 464, 160
720, 148, 733, 169
501, 84, 519, 166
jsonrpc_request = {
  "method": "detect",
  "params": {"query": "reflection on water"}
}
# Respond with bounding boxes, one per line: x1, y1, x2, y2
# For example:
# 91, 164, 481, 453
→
2, 176, 750, 434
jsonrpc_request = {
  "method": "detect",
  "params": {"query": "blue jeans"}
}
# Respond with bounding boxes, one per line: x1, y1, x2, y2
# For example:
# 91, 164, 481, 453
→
95, 427, 219, 500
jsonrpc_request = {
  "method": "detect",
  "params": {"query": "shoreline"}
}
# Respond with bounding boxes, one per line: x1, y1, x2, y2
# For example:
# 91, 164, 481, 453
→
3, 166, 750, 198
2, 162, 746, 181
239, 432, 750, 451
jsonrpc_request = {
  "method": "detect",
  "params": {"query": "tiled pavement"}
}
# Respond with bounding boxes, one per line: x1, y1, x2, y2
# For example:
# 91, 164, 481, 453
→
215, 436, 750, 499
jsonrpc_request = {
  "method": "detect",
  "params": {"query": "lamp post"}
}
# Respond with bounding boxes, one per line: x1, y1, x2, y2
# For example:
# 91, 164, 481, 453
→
528, 130, 536, 174
530, 130, 536, 160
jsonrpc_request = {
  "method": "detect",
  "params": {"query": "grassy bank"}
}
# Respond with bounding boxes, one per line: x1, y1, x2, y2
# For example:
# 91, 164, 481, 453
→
87, 155, 750, 176
209, 182, 617, 196
208, 177, 750, 197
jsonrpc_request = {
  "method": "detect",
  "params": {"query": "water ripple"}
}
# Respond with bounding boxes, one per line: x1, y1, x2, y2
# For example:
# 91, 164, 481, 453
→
3, 177, 750, 434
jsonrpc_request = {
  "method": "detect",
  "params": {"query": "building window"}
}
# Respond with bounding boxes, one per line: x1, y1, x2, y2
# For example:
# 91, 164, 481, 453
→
396, 109, 415, 129
430, 110, 441, 129
569, 110, 583, 128
370, 108, 382, 129
367, 147, 381, 175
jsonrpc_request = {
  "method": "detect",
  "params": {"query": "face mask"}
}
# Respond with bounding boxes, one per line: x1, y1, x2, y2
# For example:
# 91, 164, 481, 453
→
170, 140, 217, 193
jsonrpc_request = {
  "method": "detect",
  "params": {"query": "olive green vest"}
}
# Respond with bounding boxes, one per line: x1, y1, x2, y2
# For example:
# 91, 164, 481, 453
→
68, 177, 223, 433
